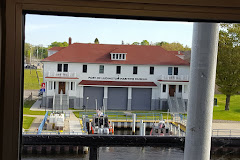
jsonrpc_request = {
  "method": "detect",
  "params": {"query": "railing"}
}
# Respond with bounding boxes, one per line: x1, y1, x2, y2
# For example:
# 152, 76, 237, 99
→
23, 131, 86, 135
174, 93, 180, 112
159, 75, 189, 81
78, 112, 165, 121
48, 71, 77, 77
37, 111, 49, 135
212, 129, 240, 137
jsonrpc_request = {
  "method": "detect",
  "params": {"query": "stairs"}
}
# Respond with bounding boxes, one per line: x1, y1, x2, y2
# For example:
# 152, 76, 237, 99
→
54, 95, 69, 110
168, 96, 186, 113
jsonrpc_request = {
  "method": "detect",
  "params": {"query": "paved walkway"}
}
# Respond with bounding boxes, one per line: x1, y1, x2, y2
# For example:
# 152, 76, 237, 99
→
68, 112, 83, 135
212, 122, 240, 136
24, 115, 44, 132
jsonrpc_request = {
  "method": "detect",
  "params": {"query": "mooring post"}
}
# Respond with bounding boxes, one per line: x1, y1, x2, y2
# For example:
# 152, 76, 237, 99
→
89, 146, 99, 160
184, 23, 219, 160
178, 124, 181, 136
132, 114, 136, 135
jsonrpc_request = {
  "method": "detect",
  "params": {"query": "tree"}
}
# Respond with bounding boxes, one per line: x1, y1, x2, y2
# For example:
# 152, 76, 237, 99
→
33, 45, 48, 59
160, 42, 191, 51
132, 42, 140, 45
140, 40, 149, 45
49, 41, 68, 48
94, 38, 99, 44
216, 24, 240, 110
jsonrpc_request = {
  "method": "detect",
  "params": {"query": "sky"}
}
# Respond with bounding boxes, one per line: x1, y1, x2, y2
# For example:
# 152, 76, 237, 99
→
25, 14, 193, 47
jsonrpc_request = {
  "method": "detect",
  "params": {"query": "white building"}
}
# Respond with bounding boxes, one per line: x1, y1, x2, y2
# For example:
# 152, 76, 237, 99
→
42, 42, 190, 111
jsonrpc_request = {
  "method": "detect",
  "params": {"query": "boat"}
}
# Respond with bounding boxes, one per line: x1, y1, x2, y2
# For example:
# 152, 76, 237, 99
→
89, 110, 114, 135
150, 121, 172, 136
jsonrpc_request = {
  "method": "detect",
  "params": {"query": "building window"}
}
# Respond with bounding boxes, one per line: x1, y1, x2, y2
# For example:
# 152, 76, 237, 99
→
116, 66, 121, 74
111, 53, 127, 60
58, 64, 62, 72
83, 65, 87, 73
70, 82, 74, 91
133, 66, 138, 74
63, 64, 68, 72
163, 85, 166, 92
179, 85, 182, 93
150, 67, 154, 75
168, 67, 172, 75
54, 82, 56, 89
174, 67, 178, 75
99, 65, 104, 73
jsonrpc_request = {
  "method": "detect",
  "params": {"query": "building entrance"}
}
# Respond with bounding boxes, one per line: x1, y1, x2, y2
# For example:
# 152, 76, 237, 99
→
169, 85, 176, 97
59, 82, 66, 94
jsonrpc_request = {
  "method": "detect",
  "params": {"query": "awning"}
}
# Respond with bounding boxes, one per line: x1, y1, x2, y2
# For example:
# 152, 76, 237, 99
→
79, 80, 157, 87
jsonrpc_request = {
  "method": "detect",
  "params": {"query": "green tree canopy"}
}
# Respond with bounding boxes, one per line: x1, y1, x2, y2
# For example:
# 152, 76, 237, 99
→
216, 23, 240, 110
141, 40, 149, 45
49, 41, 69, 48
94, 38, 99, 44
132, 42, 140, 45
159, 42, 191, 51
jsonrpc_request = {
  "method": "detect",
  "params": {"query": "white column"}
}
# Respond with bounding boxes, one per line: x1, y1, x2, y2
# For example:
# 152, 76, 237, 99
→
127, 87, 132, 110
184, 23, 219, 160
79, 86, 84, 109
80, 86, 84, 98
104, 87, 108, 110
166, 84, 169, 97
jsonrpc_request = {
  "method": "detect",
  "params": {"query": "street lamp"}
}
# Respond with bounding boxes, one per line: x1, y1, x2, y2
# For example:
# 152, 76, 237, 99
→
86, 97, 89, 115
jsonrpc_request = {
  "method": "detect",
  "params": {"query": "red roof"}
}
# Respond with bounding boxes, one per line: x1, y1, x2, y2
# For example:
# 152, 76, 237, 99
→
43, 43, 189, 66
48, 47, 65, 51
79, 80, 157, 87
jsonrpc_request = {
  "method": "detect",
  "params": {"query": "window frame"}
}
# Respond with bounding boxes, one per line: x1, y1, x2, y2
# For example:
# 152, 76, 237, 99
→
133, 66, 138, 74
83, 64, 87, 73
150, 66, 154, 75
163, 85, 166, 92
63, 64, 68, 72
2, 1, 235, 159
99, 65, 104, 74
116, 66, 121, 74
57, 64, 62, 72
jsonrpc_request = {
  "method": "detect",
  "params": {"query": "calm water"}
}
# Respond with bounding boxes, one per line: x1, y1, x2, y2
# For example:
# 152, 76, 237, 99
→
21, 147, 240, 160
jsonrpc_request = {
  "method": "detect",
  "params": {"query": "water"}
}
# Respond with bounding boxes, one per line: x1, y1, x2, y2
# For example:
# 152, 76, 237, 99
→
21, 147, 240, 160
22, 147, 184, 160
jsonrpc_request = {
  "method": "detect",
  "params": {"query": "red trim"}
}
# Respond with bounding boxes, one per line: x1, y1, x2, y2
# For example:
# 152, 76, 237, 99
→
45, 77, 79, 79
158, 80, 189, 82
79, 80, 157, 87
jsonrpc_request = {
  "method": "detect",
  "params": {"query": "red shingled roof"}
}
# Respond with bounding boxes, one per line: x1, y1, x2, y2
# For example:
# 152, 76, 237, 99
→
48, 46, 65, 51
79, 80, 157, 87
43, 43, 189, 66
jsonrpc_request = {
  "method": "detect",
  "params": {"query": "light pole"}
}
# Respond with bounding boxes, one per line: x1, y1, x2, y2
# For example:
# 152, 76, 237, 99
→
86, 97, 89, 115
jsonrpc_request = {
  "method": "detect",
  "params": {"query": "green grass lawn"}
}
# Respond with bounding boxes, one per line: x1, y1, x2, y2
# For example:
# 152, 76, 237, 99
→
213, 94, 240, 121
23, 100, 47, 115
22, 116, 36, 129
24, 69, 43, 90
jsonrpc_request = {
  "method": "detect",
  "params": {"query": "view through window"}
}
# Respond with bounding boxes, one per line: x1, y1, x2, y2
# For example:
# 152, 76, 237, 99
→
22, 14, 240, 160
